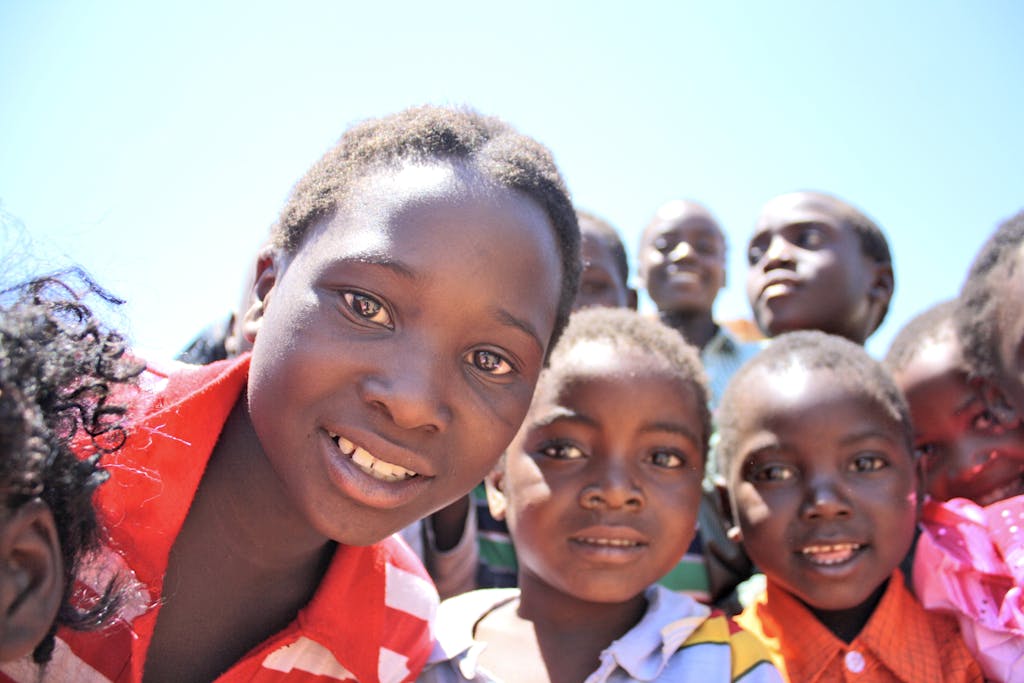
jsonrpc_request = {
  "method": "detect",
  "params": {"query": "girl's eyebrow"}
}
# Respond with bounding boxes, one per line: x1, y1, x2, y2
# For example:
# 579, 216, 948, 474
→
347, 253, 543, 352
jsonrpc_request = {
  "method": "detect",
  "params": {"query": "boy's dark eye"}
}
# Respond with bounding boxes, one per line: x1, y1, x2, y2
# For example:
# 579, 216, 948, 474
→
343, 291, 393, 328
650, 449, 685, 468
538, 442, 585, 460
850, 454, 887, 472
747, 240, 767, 265
750, 463, 795, 482
654, 237, 673, 254
467, 349, 514, 376
795, 226, 825, 249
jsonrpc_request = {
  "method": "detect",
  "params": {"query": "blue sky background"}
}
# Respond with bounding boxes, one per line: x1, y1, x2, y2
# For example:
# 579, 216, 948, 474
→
2, 1, 1022, 361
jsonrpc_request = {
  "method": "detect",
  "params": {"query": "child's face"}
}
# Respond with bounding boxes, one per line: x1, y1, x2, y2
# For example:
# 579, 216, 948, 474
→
246, 162, 564, 546
726, 365, 918, 612
746, 193, 883, 341
639, 206, 725, 315
492, 344, 705, 604
894, 335, 1024, 505
574, 229, 631, 311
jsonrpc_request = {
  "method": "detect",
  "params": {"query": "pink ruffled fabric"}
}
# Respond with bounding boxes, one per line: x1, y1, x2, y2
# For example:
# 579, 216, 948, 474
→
914, 495, 1024, 682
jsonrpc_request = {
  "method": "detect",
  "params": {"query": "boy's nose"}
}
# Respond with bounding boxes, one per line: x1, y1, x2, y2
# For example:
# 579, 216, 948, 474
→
800, 478, 852, 520
579, 459, 644, 511
358, 351, 452, 434
762, 234, 797, 269
667, 241, 695, 263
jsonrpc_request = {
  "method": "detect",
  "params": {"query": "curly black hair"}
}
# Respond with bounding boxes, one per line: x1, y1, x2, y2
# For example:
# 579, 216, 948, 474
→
956, 210, 1024, 382
716, 330, 911, 476
271, 105, 581, 353
883, 299, 958, 374
541, 307, 712, 456
0, 269, 144, 664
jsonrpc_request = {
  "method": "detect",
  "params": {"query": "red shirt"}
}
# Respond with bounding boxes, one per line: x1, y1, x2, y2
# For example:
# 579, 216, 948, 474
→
1, 356, 437, 682
736, 571, 983, 683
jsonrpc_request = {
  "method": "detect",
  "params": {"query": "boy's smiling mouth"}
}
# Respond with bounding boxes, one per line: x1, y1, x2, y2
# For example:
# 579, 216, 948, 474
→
327, 431, 419, 482
799, 542, 864, 566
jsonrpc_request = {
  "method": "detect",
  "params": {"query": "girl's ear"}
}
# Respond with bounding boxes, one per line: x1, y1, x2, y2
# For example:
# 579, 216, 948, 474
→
484, 468, 508, 521
0, 500, 63, 663
241, 247, 284, 344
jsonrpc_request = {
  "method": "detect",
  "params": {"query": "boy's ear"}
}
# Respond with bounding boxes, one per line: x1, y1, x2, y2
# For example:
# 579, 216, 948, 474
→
484, 468, 508, 521
868, 264, 895, 308
0, 500, 63, 663
240, 248, 283, 344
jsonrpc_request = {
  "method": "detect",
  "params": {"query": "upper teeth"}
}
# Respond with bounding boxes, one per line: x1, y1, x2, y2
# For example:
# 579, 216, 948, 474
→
802, 543, 860, 554
578, 537, 639, 547
327, 432, 418, 482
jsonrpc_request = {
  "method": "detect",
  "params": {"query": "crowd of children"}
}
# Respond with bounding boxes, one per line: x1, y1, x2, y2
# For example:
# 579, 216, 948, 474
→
1, 103, 1022, 682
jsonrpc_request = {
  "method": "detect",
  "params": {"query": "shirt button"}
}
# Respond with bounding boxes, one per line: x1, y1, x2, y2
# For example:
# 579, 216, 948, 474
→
844, 650, 866, 674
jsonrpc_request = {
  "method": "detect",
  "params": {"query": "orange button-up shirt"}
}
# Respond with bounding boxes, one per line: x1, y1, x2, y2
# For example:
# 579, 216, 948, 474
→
736, 571, 983, 683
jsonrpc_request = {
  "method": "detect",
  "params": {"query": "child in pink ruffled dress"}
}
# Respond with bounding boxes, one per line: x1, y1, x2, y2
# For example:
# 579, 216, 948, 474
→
887, 297, 1024, 682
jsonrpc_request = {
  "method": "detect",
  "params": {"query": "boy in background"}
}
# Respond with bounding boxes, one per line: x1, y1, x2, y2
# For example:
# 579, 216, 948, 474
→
745, 191, 894, 345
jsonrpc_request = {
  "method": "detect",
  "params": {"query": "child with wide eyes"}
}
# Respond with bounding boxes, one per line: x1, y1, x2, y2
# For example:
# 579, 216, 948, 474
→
421, 307, 781, 683
22, 107, 581, 683
719, 331, 982, 682
0, 272, 143, 669
745, 191, 894, 345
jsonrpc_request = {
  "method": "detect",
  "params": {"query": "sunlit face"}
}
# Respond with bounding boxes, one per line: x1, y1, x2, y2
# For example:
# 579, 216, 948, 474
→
639, 204, 725, 315
493, 344, 705, 605
574, 229, 631, 311
746, 193, 883, 342
247, 162, 563, 546
895, 334, 1024, 505
726, 365, 917, 613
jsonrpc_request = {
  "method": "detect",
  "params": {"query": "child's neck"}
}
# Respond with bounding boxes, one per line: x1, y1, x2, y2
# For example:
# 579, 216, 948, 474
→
143, 398, 336, 683
657, 310, 718, 351
807, 579, 888, 644
475, 574, 648, 683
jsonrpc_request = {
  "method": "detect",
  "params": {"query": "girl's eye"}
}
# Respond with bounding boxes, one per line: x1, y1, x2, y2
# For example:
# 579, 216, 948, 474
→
650, 449, 685, 468
850, 454, 887, 472
538, 442, 585, 460
750, 464, 795, 482
343, 291, 392, 328
469, 349, 514, 376
972, 409, 997, 432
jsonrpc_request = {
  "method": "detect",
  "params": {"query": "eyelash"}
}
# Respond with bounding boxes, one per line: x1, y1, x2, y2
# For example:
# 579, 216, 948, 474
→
649, 449, 686, 469
849, 454, 887, 472
343, 291, 393, 328
538, 441, 586, 460
466, 349, 516, 376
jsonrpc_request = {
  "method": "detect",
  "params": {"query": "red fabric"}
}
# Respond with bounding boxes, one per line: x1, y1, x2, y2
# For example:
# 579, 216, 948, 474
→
736, 571, 983, 683
2, 356, 437, 682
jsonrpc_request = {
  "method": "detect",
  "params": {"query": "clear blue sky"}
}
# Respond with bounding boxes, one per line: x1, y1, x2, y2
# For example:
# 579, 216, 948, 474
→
2, 1, 1022, 360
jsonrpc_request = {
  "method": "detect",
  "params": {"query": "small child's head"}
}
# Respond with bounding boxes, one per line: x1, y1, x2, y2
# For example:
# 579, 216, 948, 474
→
746, 191, 894, 344
487, 307, 710, 605
242, 106, 581, 546
886, 300, 1024, 505
0, 272, 143, 663
638, 199, 726, 317
956, 210, 1024, 422
718, 331, 917, 620
573, 210, 636, 311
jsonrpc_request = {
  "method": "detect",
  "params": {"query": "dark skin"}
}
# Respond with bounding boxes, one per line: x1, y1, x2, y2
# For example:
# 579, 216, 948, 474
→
657, 310, 720, 353
807, 580, 887, 644
143, 401, 336, 683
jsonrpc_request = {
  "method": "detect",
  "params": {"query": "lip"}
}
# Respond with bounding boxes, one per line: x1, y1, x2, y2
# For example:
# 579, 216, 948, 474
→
948, 454, 1024, 506
795, 539, 867, 572
759, 275, 802, 299
569, 525, 649, 564
319, 429, 433, 510
664, 264, 703, 284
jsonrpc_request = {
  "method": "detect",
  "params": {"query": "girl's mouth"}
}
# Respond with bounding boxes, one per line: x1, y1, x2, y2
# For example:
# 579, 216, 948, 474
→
327, 431, 418, 482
